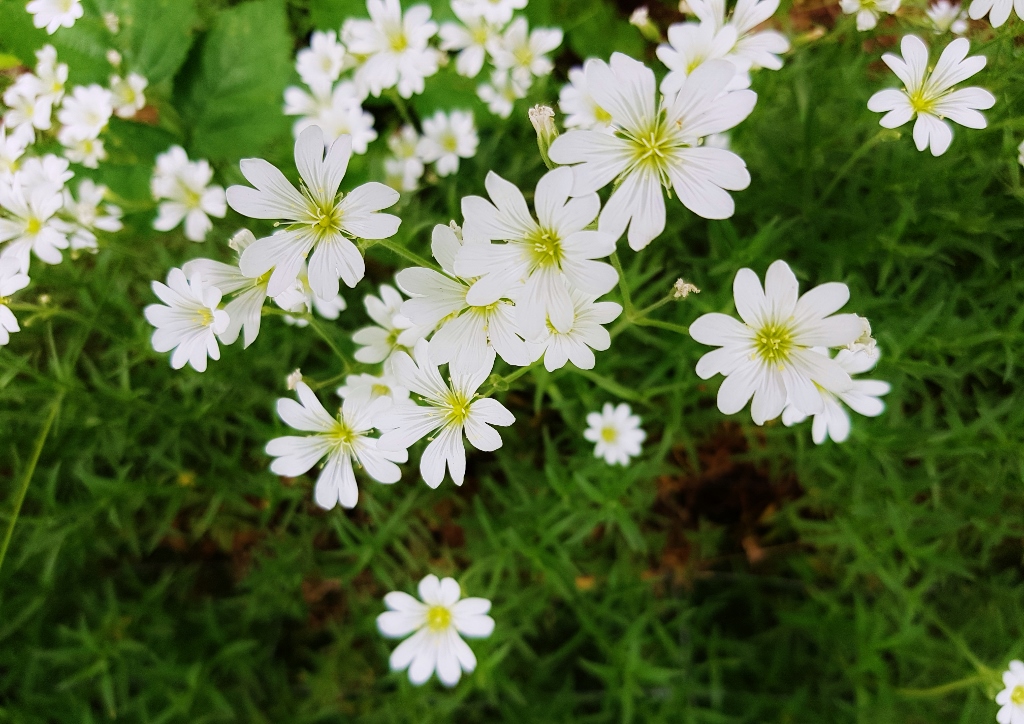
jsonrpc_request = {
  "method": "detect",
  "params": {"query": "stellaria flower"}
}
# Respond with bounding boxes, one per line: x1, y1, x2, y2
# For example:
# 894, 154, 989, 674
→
583, 402, 646, 465
417, 110, 479, 177
26, 0, 83, 34
968, 0, 1023, 26
144, 267, 229, 372
840, 0, 901, 30
996, 661, 1024, 724
151, 146, 227, 242
0, 258, 30, 346
526, 288, 621, 372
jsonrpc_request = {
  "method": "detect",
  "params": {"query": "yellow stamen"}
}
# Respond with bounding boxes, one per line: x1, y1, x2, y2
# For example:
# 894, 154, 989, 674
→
752, 321, 794, 368
426, 605, 452, 631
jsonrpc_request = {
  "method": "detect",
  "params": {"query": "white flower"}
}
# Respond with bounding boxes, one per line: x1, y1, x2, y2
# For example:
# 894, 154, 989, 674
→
60, 136, 106, 169
657, 21, 750, 95
342, 0, 441, 99
781, 347, 891, 443
559, 65, 613, 132
352, 283, 429, 364
867, 36, 994, 157
439, 4, 502, 79
452, 0, 526, 25
476, 69, 528, 118
57, 84, 114, 141
63, 179, 123, 252
384, 124, 425, 191
34, 45, 68, 104
0, 123, 32, 179
927, 0, 969, 32
337, 372, 411, 407
227, 125, 401, 299
417, 110, 479, 177
548, 55, 756, 251
109, 73, 148, 119
151, 146, 227, 242
0, 175, 68, 271
376, 340, 515, 488
526, 288, 621, 371
283, 82, 377, 152
1018, 139, 1024, 168
266, 381, 407, 509
397, 222, 530, 373
273, 262, 349, 324
968, 0, 1023, 25
996, 661, 1024, 724
3, 76, 53, 132
377, 574, 494, 687
0, 259, 30, 346
487, 17, 563, 87
103, 11, 119, 33
687, 0, 790, 71
455, 167, 618, 339
26, 0, 83, 34
583, 402, 646, 465
144, 267, 229, 372
20, 154, 72, 192
296, 30, 349, 93
840, 0, 900, 30
689, 260, 865, 425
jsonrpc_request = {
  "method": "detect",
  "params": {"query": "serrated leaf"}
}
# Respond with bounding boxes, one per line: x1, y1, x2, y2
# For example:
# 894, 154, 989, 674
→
115, 0, 198, 84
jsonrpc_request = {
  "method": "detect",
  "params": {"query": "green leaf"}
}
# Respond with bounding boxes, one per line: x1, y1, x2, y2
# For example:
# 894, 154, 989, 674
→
116, 0, 198, 84
0, 0, 47, 65
308, 0, 369, 29
180, 0, 292, 162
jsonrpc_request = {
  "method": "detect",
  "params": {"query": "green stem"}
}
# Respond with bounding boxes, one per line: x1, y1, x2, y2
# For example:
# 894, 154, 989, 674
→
609, 252, 634, 317
0, 392, 63, 575
820, 129, 897, 204
481, 360, 541, 397
370, 237, 440, 272
896, 674, 990, 699
631, 294, 674, 321
388, 90, 417, 130
307, 316, 352, 373
633, 318, 689, 336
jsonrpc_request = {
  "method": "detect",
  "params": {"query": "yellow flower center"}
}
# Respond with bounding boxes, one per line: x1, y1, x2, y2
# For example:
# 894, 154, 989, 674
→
621, 117, 681, 188
472, 25, 490, 44
310, 201, 344, 240
908, 89, 935, 115
25, 217, 42, 235
600, 426, 618, 443
444, 389, 473, 426
426, 605, 452, 631
1012, 685, 1024, 706
195, 307, 214, 326
594, 105, 612, 124
442, 134, 459, 152
527, 227, 563, 268
753, 321, 794, 367
389, 32, 409, 52
371, 383, 391, 397
327, 419, 355, 446
513, 47, 534, 67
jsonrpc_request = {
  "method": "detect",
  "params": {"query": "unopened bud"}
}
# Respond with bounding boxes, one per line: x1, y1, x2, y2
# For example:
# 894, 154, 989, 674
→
106, 49, 122, 67
229, 228, 256, 254
103, 12, 120, 34
673, 279, 700, 298
448, 220, 463, 240
630, 6, 663, 42
529, 105, 558, 170
846, 317, 877, 355
678, 0, 693, 14
286, 369, 303, 390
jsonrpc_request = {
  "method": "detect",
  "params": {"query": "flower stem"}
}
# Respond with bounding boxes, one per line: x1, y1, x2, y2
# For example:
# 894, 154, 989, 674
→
481, 360, 541, 396
0, 392, 63, 575
388, 90, 417, 130
307, 316, 353, 373
895, 674, 990, 699
610, 252, 634, 317
369, 237, 440, 272
820, 129, 900, 204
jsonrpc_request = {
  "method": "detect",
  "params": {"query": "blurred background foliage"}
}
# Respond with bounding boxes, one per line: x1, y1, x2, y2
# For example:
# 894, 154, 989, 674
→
0, 0, 1023, 721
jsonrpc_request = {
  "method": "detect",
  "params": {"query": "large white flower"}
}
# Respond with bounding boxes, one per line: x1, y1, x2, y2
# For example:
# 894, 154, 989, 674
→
968, 0, 1023, 25
109, 73, 148, 119
376, 340, 515, 488
63, 179, 123, 252
548, 55, 756, 251
342, 0, 441, 99
781, 347, 891, 444
417, 110, 479, 177
283, 82, 377, 152
227, 125, 401, 300
657, 21, 748, 95
455, 168, 617, 339
0, 175, 68, 272
377, 574, 494, 687
352, 283, 429, 365
266, 382, 407, 509
476, 69, 527, 119
0, 259, 30, 346
296, 30, 349, 93
689, 260, 865, 425
840, 0, 901, 29
583, 402, 646, 466
26, 0, 83, 34
56, 84, 113, 141
526, 288, 621, 371
867, 36, 994, 157
151, 146, 227, 242
144, 267, 229, 372
439, 4, 503, 78
997, 661, 1024, 724
452, 0, 526, 25
559, 65, 613, 132
487, 17, 563, 87
687, 0, 790, 71
397, 223, 530, 373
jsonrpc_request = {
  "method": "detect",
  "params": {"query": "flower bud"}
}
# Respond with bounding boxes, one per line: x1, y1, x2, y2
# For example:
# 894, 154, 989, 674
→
629, 6, 663, 43
672, 279, 700, 299
529, 105, 559, 170
286, 369, 303, 390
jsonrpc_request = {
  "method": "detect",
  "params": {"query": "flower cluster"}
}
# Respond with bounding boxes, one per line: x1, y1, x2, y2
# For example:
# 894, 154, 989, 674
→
383, 111, 480, 191
151, 146, 227, 243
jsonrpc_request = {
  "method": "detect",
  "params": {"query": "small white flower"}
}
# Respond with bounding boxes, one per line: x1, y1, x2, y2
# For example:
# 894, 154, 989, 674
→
106, 49, 122, 67
227, 125, 401, 299
687, 0, 790, 70
583, 402, 646, 466
1018, 139, 1024, 168
57, 84, 114, 141
0, 175, 68, 271
377, 574, 494, 687
0, 123, 32, 179
337, 372, 412, 407
968, 0, 1023, 26
15, 155, 71, 197
63, 179, 123, 252
867, 36, 994, 157
559, 65, 613, 132
526, 288, 621, 371
487, 17, 563, 88
548, 55, 755, 251
34, 45, 68, 105
296, 30, 349, 93
272, 261, 350, 324
781, 347, 890, 444
0, 258, 30, 346
376, 339, 515, 488
3, 76, 54, 132
657, 21, 749, 95
689, 259, 865, 425
384, 125, 425, 192
476, 69, 528, 118
397, 222, 530, 373
26, 0, 83, 34
417, 110, 479, 177
439, 4, 503, 79
109, 73, 148, 119
103, 11, 120, 33
452, 0, 526, 25
266, 381, 407, 509
455, 167, 618, 339
151, 146, 227, 242
352, 283, 429, 365
342, 0, 441, 99
840, 0, 900, 30
927, 0, 969, 32
996, 660, 1024, 724
59, 135, 106, 169
144, 267, 230, 372
284, 82, 377, 153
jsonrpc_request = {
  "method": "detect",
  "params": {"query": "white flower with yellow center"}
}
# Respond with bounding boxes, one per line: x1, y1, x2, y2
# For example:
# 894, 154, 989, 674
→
26, 0, 83, 34
559, 65, 614, 132
583, 402, 646, 466
968, 0, 1023, 26
34, 45, 68, 105
336, 372, 411, 408
109, 73, 148, 119
867, 36, 994, 157
151, 146, 227, 242
283, 82, 377, 153
377, 574, 494, 687
0, 123, 34, 180
455, 167, 618, 340
226, 125, 401, 300
439, 4, 503, 78
144, 268, 229, 373
656, 21, 749, 95
840, 0, 901, 30
296, 30, 349, 93
487, 17, 563, 87
0, 258, 30, 347
63, 179, 123, 252
526, 288, 621, 372
476, 69, 528, 119
0, 175, 68, 272
352, 283, 430, 365
927, 0, 969, 33
689, 260, 866, 426
266, 381, 407, 509
997, 661, 1024, 724
548, 54, 756, 251
397, 222, 530, 373
3, 75, 54, 132
376, 339, 515, 488
452, 0, 526, 25
417, 110, 479, 177
60, 136, 107, 169
56, 84, 113, 141
687, 0, 791, 71
384, 125, 424, 192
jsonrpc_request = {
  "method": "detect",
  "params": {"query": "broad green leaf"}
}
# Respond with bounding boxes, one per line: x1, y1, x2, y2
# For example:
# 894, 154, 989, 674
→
114, 0, 198, 84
